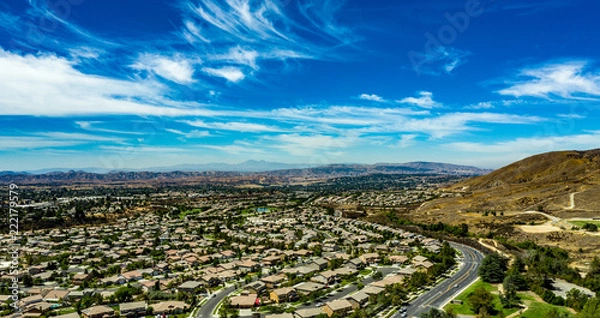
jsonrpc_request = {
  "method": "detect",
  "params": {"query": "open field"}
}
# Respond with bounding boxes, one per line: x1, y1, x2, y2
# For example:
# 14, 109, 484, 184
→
518, 293, 574, 318
518, 223, 563, 233
444, 281, 575, 318
569, 220, 600, 228
444, 280, 519, 317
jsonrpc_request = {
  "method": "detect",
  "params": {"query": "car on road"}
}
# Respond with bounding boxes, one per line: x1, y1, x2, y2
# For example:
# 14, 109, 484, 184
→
454, 283, 459, 288
315, 302, 323, 307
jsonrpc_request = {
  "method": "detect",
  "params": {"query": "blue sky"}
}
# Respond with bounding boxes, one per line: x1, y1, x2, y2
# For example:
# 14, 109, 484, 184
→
1, 0, 599, 171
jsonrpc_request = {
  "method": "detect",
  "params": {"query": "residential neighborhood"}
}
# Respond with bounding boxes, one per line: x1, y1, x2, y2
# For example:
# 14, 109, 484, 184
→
1, 197, 457, 318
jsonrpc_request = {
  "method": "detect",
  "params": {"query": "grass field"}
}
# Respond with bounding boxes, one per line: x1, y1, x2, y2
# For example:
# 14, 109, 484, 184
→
446, 283, 576, 318
444, 280, 519, 317
520, 301, 574, 318
569, 220, 600, 228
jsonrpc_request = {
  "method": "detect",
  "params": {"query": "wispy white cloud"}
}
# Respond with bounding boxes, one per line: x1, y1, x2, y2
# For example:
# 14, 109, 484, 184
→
266, 133, 358, 156
464, 101, 494, 110
397, 91, 441, 108
75, 121, 147, 135
0, 137, 82, 150
182, 0, 357, 79
189, 0, 290, 42
409, 46, 470, 75
213, 46, 259, 70
202, 66, 246, 82
388, 112, 543, 139
131, 54, 197, 85
37, 132, 123, 142
0, 133, 122, 150
556, 113, 585, 119
69, 47, 103, 60
182, 119, 281, 132
448, 131, 600, 154
183, 19, 211, 43
165, 129, 211, 138
0, 49, 223, 116
397, 134, 418, 148
253, 105, 541, 139
269, 105, 430, 127
99, 146, 191, 153
204, 144, 264, 154
497, 60, 600, 99
358, 94, 385, 102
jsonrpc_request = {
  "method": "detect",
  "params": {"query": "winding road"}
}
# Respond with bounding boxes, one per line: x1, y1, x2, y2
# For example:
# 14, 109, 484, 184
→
195, 243, 484, 318
197, 285, 236, 318
392, 242, 485, 318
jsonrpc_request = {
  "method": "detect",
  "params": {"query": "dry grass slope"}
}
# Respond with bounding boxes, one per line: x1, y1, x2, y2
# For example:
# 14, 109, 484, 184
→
418, 149, 600, 214
410, 149, 600, 259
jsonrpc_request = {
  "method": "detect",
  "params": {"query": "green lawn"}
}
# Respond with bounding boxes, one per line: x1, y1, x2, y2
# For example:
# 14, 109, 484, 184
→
52, 307, 77, 315
359, 269, 373, 276
179, 208, 204, 218
444, 280, 519, 317
569, 220, 600, 228
520, 301, 574, 318
446, 282, 576, 318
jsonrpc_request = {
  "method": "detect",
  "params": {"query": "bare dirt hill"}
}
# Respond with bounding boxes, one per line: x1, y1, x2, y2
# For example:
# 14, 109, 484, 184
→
417, 149, 600, 215
410, 149, 600, 258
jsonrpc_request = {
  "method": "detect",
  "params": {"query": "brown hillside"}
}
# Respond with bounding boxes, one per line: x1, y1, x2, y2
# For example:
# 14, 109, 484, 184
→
410, 149, 600, 259
416, 149, 600, 218
455, 149, 600, 191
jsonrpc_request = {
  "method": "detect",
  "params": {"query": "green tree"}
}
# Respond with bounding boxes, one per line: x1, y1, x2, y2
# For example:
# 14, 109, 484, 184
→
546, 308, 571, 318
420, 308, 455, 318
409, 271, 428, 289
479, 253, 509, 283
468, 287, 494, 315
566, 288, 588, 311
22, 274, 34, 287
577, 297, 600, 318
503, 270, 528, 291
582, 223, 598, 232
114, 285, 135, 303
385, 283, 407, 306
499, 280, 521, 309
584, 257, 600, 292
373, 271, 383, 280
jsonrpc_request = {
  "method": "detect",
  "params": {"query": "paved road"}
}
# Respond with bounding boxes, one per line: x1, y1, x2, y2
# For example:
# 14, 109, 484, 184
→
299, 267, 399, 310
393, 243, 485, 318
197, 285, 236, 318
195, 244, 483, 318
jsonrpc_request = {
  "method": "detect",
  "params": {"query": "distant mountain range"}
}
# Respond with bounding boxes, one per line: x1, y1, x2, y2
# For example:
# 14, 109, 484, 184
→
0, 161, 491, 185
145, 160, 319, 173
1, 160, 490, 175
266, 162, 492, 178
13, 160, 319, 175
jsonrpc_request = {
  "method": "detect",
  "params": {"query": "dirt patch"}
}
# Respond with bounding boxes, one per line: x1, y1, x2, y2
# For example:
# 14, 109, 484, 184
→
518, 224, 562, 233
